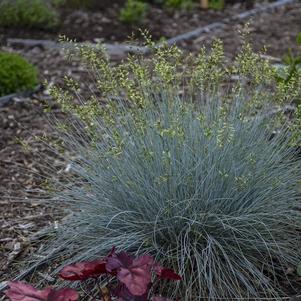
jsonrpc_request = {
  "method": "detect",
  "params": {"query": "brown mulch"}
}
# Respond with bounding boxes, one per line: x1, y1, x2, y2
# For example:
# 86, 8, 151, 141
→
0, 48, 86, 281
0, 1, 301, 295
0, 98, 63, 280
180, 2, 301, 58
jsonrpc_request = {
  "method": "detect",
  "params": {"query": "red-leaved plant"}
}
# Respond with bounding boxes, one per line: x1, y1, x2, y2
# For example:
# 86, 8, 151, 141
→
5, 248, 181, 301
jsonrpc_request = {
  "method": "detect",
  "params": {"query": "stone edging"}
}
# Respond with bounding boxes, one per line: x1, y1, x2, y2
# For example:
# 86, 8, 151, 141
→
0, 85, 42, 108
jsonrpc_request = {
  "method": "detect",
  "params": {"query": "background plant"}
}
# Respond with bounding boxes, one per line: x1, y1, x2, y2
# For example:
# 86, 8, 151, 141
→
0, 52, 38, 96
276, 32, 301, 85
119, 0, 149, 24
118, 0, 229, 24
23, 37, 301, 300
142, 0, 225, 9
164, 0, 193, 9
208, 0, 224, 10
0, 0, 58, 29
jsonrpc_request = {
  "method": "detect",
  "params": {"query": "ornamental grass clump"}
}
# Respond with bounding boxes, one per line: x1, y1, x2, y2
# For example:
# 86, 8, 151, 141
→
24, 37, 301, 300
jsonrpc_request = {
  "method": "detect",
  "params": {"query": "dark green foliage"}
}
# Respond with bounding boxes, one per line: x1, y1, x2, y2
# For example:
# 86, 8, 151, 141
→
209, 0, 224, 10
282, 49, 301, 83
164, 0, 193, 9
120, 0, 148, 24
0, 0, 58, 29
0, 52, 38, 96
277, 33, 301, 85
296, 32, 301, 45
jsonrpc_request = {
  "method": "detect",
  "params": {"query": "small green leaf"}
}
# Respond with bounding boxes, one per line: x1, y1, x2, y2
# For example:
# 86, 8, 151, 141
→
296, 33, 301, 45
297, 261, 301, 276
295, 57, 301, 65
283, 51, 293, 65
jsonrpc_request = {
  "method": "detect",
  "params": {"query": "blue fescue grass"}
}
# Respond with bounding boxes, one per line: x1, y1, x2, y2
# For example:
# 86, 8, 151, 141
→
35, 89, 301, 299
21, 40, 301, 299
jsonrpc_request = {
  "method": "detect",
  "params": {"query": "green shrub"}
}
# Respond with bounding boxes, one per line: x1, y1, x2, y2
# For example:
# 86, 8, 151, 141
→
164, 0, 193, 9
209, 0, 224, 10
0, 0, 58, 29
120, 0, 148, 24
277, 33, 301, 84
0, 52, 38, 96
122, 0, 224, 10
26, 39, 301, 300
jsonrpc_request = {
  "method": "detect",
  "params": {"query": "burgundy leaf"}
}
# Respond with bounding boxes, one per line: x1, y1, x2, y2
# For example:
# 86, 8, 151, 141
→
117, 266, 151, 296
107, 252, 154, 296
106, 251, 133, 273
47, 288, 79, 301
59, 247, 117, 281
154, 265, 181, 281
115, 284, 148, 301
59, 260, 107, 281
4, 282, 78, 301
5, 282, 51, 301
132, 255, 154, 269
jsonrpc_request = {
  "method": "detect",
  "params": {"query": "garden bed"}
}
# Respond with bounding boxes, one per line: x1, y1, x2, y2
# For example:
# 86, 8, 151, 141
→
0, 0, 275, 44
1, 0, 301, 298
